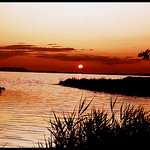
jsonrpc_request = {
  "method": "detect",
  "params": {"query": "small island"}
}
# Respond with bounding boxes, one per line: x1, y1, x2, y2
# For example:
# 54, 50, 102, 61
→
0, 86, 5, 93
58, 76, 150, 97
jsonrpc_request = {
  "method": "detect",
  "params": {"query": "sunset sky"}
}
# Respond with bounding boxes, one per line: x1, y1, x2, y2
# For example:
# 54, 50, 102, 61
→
0, 2, 150, 74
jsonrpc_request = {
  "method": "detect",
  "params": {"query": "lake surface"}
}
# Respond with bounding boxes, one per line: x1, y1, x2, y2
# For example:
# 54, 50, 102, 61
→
0, 71, 149, 147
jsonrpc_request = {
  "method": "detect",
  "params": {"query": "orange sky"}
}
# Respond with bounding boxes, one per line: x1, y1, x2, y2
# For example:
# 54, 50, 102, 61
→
0, 2, 150, 74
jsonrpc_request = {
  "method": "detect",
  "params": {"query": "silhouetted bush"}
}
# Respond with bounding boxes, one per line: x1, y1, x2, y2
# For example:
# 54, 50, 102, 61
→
45, 97, 150, 149
58, 77, 150, 97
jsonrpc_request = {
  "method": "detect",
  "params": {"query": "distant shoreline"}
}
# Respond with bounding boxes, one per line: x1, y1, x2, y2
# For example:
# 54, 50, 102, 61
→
58, 77, 150, 97
0, 67, 150, 76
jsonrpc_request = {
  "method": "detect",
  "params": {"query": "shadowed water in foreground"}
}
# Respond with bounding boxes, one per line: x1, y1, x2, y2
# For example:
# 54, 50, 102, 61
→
58, 77, 150, 97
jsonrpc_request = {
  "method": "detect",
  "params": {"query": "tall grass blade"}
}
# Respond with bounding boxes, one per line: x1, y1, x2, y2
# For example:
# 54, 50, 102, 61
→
1, 142, 8, 148
79, 97, 94, 116
78, 97, 87, 115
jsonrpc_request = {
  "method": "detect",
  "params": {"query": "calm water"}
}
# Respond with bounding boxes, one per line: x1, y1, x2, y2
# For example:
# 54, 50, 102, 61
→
0, 71, 149, 147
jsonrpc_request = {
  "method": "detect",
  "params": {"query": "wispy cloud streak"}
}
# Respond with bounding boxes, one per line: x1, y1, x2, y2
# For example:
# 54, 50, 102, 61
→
0, 44, 76, 52
37, 53, 141, 65
0, 44, 141, 65
0, 44, 76, 59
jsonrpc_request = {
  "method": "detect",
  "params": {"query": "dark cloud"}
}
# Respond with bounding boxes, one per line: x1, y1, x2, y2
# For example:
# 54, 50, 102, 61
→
48, 43, 57, 45
37, 53, 141, 65
0, 44, 76, 52
0, 44, 141, 65
0, 44, 76, 59
0, 50, 29, 59
0, 45, 34, 50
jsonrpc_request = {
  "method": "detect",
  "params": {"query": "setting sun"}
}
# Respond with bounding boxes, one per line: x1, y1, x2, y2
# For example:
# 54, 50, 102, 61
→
0, 2, 150, 74
78, 64, 83, 69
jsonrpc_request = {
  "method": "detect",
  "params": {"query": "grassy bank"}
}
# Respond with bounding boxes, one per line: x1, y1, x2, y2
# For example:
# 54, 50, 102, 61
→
40, 97, 150, 149
58, 77, 150, 97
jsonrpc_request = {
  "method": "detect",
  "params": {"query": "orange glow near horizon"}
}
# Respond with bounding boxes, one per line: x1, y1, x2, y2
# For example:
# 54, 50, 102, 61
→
0, 2, 150, 74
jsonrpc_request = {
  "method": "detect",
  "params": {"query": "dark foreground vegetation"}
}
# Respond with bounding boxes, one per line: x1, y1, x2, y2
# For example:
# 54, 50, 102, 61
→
58, 76, 150, 97
38, 98, 150, 149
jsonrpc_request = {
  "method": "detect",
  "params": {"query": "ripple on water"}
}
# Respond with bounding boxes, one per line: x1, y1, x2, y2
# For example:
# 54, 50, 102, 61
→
0, 72, 149, 147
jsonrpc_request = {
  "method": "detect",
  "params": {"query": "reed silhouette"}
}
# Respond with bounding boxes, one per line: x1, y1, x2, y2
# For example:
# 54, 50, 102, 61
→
58, 77, 150, 97
42, 97, 150, 149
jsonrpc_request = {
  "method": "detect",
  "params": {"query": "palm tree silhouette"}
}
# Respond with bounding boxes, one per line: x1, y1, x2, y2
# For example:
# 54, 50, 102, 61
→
138, 49, 150, 60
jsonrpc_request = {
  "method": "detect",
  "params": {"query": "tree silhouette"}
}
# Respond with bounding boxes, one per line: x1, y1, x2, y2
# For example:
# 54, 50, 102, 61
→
138, 49, 150, 60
